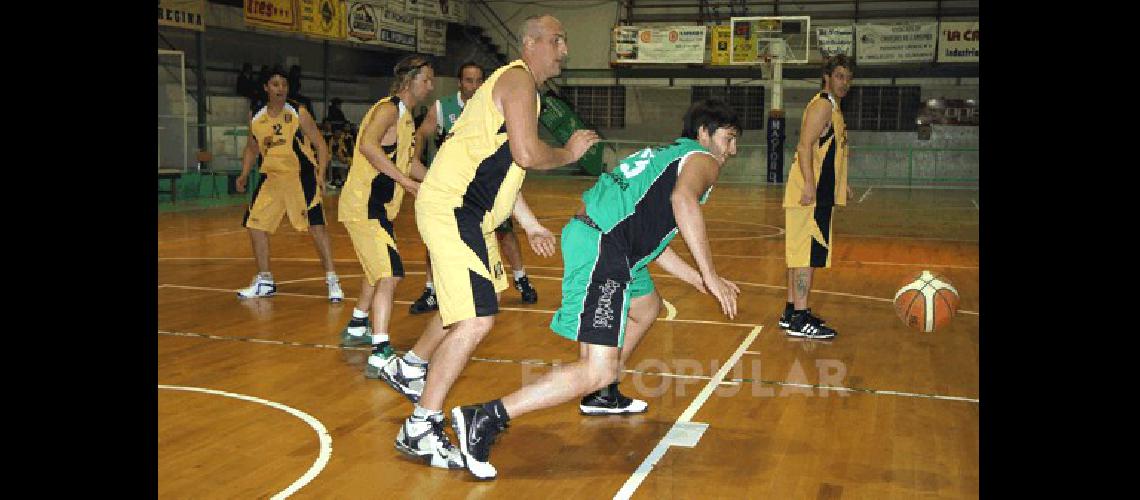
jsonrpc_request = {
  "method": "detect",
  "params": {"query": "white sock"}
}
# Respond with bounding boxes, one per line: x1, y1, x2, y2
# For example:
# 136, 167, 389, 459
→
326, 272, 338, 282
372, 333, 390, 345
513, 270, 526, 281
352, 308, 369, 319
412, 404, 441, 420
403, 350, 428, 365
425, 281, 434, 291
258, 272, 273, 280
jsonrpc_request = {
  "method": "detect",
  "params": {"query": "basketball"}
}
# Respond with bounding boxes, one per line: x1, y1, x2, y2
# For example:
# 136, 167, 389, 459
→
893, 270, 960, 332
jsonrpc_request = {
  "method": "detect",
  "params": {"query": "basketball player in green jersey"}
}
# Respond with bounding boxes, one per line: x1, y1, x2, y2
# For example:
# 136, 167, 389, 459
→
449, 99, 742, 480
778, 54, 855, 340
408, 62, 540, 316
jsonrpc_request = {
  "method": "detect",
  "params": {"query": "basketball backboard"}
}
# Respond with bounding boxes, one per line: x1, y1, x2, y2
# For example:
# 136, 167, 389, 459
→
728, 16, 811, 65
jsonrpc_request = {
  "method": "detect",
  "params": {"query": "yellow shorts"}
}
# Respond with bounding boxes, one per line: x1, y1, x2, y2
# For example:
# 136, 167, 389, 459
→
416, 203, 508, 327
243, 173, 311, 234
343, 218, 404, 285
785, 206, 834, 268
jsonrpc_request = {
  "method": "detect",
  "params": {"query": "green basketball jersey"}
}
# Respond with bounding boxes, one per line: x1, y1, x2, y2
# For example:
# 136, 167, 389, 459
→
434, 91, 466, 144
581, 137, 715, 270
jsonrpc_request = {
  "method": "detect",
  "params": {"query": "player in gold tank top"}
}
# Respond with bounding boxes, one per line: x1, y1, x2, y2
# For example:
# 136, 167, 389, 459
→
233, 68, 344, 302
334, 55, 435, 380
407, 62, 542, 316
375, 16, 600, 475
780, 54, 855, 340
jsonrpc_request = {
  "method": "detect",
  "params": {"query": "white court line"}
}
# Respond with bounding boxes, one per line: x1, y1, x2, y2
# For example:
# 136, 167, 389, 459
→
971, 199, 979, 209
159, 256, 977, 270
729, 280, 979, 316
614, 326, 763, 500
858, 187, 873, 203
158, 384, 332, 499
661, 299, 677, 321
158, 284, 754, 328
159, 229, 250, 244
159, 260, 980, 315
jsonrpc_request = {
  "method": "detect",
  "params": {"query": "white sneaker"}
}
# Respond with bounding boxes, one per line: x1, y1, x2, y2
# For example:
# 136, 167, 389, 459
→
237, 275, 276, 298
394, 415, 465, 469
327, 277, 344, 302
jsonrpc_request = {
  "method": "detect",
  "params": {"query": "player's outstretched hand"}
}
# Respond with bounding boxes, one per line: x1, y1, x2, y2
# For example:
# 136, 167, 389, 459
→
566, 129, 600, 161
703, 273, 739, 319
526, 225, 557, 258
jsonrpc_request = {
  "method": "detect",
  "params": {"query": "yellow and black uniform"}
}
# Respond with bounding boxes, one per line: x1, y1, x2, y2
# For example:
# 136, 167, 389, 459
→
338, 96, 415, 284
243, 101, 326, 233
783, 91, 849, 268
415, 59, 540, 326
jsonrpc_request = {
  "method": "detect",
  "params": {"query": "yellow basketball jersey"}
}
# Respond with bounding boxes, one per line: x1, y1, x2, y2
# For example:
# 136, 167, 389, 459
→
250, 102, 316, 174
783, 91, 849, 208
418, 59, 541, 233
339, 96, 415, 222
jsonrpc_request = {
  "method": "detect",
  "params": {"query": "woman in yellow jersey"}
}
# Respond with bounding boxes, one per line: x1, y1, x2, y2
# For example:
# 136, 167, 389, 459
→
779, 54, 856, 340
335, 55, 436, 387
234, 67, 343, 302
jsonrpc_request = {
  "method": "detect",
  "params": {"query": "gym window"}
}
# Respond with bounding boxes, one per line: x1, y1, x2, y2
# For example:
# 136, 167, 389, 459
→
691, 86, 766, 130
558, 86, 626, 128
841, 86, 922, 131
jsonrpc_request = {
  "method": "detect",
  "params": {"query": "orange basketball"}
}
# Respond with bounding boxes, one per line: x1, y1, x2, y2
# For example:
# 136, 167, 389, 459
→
893, 270, 959, 332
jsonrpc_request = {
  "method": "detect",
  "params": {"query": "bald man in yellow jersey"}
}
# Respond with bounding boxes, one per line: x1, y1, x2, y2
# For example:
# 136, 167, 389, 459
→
779, 54, 856, 340
379, 15, 600, 471
235, 67, 343, 302
335, 55, 436, 385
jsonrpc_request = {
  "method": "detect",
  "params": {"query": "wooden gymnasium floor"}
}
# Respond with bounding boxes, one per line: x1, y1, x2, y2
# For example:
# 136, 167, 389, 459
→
158, 175, 979, 499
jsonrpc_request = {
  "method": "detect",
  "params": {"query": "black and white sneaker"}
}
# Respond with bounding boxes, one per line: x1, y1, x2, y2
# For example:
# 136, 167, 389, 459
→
515, 276, 538, 304
409, 287, 439, 315
785, 311, 837, 340
580, 385, 648, 415
370, 356, 426, 403
394, 413, 465, 469
778, 308, 824, 329
450, 404, 507, 480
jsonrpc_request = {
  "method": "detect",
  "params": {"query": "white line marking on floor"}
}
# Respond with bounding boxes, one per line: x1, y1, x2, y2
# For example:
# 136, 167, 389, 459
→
157, 384, 331, 499
159, 256, 978, 270
614, 325, 762, 500
157, 284, 756, 328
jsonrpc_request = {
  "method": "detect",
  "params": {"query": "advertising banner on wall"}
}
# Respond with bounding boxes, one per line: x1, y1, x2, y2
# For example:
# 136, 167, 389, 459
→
378, 4, 417, 51
937, 21, 978, 62
346, 1, 382, 44
856, 22, 937, 64
244, 0, 297, 31
817, 25, 853, 57
709, 25, 732, 65
612, 26, 707, 64
158, 0, 206, 31
299, 0, 346, 39
418, 18, 447, 55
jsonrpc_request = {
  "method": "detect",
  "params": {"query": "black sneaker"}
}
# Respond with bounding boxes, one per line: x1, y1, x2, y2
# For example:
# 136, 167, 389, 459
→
450, 404, 508, 480
515, 276, 538, 304
778, 307, 824, 329
580, 385, 648, 415
785, 311, 837, 340
409, 287, 438, 314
